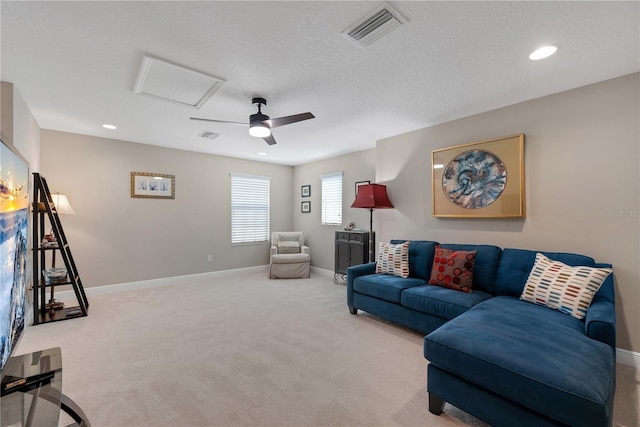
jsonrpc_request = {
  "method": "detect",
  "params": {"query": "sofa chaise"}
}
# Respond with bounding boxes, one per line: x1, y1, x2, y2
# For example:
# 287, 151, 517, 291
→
347, 240, 615, 427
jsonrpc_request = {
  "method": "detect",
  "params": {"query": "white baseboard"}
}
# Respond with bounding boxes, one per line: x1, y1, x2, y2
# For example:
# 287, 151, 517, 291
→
311, 266, 335, 279
56, 265, 269, 298
617, 348, 640, 368
25, 306, 34, 327
56, 265, 337, 299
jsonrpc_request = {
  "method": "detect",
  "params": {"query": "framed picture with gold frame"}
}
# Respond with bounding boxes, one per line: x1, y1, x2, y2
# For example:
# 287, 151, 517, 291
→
432, 134, 525, 218
131, 172, 175, 199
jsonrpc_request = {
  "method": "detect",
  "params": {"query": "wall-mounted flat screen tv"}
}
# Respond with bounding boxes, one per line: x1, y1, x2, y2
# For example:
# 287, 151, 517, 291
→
0, 138, 29, 376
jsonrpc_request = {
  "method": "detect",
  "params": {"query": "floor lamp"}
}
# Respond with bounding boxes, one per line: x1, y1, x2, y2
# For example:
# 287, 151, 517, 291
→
351, 183, 394, 262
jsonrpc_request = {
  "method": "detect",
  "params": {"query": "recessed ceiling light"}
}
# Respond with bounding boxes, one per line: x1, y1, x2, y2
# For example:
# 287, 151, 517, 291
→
529, 46, 557, 60
258, 152, 267, 156
102, 124, 117, 130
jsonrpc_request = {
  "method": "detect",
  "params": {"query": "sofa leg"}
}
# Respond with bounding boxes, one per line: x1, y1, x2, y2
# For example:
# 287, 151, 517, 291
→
349, 306, 358, 315
428, 393, 445, 415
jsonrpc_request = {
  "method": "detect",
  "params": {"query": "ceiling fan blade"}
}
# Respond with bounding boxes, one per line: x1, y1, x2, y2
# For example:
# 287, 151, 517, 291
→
190, 117, 248, 126
266, 112, 315, 129
263, 134, 277, 145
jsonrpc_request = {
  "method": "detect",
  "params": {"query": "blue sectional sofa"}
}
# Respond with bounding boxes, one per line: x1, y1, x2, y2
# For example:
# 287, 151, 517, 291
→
347, 240, 616, 427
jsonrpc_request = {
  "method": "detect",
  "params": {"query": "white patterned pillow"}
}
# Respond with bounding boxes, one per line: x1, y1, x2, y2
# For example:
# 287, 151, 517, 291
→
376, 241, 410, 278
520, 253, 612, 320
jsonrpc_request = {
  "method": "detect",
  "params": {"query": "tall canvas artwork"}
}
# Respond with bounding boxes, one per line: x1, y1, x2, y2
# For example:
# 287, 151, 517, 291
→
0, 140, 29, 373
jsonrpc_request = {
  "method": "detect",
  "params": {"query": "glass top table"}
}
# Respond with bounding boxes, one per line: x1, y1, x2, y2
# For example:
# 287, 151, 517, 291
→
1, 347, 90, 427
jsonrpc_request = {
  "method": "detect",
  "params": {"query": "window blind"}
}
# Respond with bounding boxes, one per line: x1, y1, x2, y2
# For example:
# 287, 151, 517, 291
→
321, 172, 343, 225
231, 174, 270, 244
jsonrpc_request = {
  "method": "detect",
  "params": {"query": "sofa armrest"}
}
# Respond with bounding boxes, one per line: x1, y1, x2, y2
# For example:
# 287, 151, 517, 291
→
346, 262, 376, 308
270, 246, 277, 257
347, 262, 377, 281
301, 245, 310, 255
585, 297, 616, 350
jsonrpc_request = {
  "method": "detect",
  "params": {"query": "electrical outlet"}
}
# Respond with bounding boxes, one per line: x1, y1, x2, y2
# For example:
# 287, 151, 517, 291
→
207, 255, 213, 263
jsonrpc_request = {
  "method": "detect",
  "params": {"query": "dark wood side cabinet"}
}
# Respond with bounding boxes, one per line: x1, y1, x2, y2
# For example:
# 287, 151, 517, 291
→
334, 231, 374, 283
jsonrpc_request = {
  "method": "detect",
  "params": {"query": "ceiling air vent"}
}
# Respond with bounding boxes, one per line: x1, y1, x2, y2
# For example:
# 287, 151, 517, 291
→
199, 131, 220, 141
342, 3, 407, 48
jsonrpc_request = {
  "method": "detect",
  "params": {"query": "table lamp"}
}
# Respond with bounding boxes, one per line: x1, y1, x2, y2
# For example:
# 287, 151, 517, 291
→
45, 193, 76, 310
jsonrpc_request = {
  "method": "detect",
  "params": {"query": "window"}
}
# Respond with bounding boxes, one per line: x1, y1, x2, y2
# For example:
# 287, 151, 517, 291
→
321, 172, 343, 225
231, 174, 270, 244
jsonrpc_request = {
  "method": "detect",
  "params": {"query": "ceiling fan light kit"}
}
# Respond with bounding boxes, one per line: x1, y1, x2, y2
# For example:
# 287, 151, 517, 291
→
249, 123, 270, 137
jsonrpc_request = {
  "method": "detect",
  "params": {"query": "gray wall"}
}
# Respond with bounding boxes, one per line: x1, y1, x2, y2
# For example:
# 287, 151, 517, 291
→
10, 84, 41, 173
0, 82, 41, 170
1, 82, 41, 312
40, 130, 293, 287
293, 149, 376, 272
375, 73, 639, 352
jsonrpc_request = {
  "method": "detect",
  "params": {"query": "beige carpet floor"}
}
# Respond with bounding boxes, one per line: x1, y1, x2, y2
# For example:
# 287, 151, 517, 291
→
15, 269, 640, 427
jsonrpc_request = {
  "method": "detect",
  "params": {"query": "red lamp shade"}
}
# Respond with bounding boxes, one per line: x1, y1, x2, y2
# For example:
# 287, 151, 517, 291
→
351, 184, 394, 209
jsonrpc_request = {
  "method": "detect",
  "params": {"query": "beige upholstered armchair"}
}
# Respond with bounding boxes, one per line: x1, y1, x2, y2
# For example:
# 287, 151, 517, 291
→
269, 232, 310, 279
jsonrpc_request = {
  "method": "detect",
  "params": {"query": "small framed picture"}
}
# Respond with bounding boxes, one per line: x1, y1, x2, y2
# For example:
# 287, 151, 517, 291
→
355, 180, 370, 196
301, 185, 311, 197
131, 172, 175, 199
301, 201, 311, 213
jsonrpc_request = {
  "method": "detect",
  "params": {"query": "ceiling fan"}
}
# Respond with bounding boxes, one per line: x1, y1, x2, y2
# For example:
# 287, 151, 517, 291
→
191, 97, 315, 145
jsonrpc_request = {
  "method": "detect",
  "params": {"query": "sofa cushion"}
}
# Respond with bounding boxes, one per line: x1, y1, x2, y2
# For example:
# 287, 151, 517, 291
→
270, 253, 310, 263
401, 285, 492, 320
437, 244, 501, 294
353, 274, 426, 303
277, 241, 300, 254
428, 246, 477, 293
520, 253, 613, 320
375, 241, 410, 278
390, 240, 439, 281
425, 296, 615, 427
495, 248, 596, 297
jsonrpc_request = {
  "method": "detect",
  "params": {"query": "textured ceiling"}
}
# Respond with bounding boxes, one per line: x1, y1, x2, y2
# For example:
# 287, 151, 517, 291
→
1, 1, 638, 166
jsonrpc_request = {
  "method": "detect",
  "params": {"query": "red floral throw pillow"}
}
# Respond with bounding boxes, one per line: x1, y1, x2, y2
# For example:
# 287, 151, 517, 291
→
428, 246, 477, 293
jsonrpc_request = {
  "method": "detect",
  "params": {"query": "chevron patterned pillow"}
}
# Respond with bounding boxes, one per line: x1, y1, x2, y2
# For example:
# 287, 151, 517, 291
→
375, 241, 410, 278
520, 253, 612, 320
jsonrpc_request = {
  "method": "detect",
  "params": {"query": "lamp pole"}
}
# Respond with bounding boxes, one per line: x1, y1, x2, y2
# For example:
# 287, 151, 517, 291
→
368, 207, 374, 262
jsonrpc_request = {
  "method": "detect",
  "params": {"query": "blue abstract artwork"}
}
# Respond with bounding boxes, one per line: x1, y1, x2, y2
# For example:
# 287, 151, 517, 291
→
442, 150, 506, 209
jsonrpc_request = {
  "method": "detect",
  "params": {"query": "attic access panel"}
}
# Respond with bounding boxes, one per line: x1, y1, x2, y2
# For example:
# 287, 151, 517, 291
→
133, 55, 226, 109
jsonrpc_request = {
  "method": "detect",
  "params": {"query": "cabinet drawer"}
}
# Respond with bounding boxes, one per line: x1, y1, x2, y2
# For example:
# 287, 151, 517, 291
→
336, 232, 350, 241
348, 234, 363, 242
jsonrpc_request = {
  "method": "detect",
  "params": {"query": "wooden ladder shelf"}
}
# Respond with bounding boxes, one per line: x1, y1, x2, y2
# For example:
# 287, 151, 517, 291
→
32, 173, 89, 324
